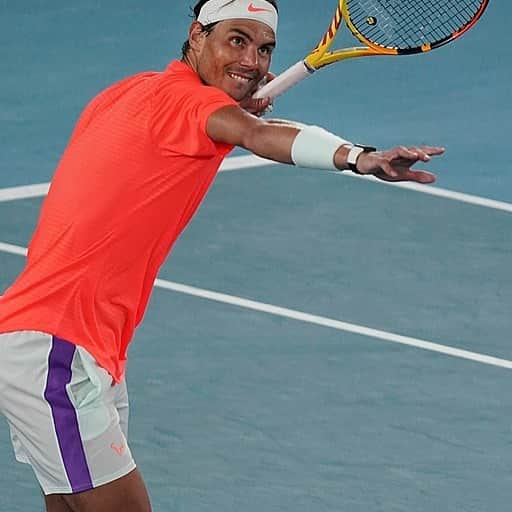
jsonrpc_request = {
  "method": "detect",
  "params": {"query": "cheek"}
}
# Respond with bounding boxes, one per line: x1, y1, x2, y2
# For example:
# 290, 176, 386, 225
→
200, 45, 230, 78
197, 53, 218, 82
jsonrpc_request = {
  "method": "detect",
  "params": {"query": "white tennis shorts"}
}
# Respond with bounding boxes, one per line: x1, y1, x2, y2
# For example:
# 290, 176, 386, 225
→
0, 331, 136, 495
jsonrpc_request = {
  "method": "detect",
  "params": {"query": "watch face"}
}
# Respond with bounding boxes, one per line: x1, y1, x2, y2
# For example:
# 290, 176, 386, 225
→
347, 144, 376, 173
347, 146, 366, 167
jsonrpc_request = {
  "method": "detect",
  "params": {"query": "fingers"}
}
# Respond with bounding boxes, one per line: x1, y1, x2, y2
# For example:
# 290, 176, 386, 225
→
392, 146, 445, 163
412, 170, 437, 183
254, 97, 273, 117
420, 146, 446, 156
256, 96, 272, 111
375, 168, 437, 184
244, 72, 277, 115
396, 169, 437, 184
367, 144, 442, 182
254, 96, 271, 109
395, 146, 423, 161
240, 96, 273, 116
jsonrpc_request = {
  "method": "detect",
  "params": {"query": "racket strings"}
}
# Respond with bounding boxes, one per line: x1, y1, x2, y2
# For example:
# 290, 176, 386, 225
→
347, 0, 486, 50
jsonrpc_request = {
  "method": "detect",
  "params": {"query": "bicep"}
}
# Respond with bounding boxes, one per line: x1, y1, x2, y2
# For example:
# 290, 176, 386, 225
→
206, 105, 261, 147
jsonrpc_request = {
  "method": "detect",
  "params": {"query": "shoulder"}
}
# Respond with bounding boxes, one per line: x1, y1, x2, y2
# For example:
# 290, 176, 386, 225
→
154, 60, 235, 106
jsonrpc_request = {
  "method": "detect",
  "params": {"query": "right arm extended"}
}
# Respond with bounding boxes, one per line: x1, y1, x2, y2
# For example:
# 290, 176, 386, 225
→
206, 105, 444, 183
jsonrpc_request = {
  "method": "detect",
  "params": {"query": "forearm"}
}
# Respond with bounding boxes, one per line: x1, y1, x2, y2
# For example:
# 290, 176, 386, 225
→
244, 121, 356, 171
241, 122, 300, 164
207, 106, 355, 170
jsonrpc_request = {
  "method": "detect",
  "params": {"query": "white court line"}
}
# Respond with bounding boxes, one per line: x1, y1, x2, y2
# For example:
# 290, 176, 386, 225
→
155, 280, 512, 370
0, 155, 271, 203
335, 172, 512, 214
0, 242, 28, 256
0, 182, 50, 202
0, 240, 510, 370
218, 154, 272, 172
1, 154, 512, 214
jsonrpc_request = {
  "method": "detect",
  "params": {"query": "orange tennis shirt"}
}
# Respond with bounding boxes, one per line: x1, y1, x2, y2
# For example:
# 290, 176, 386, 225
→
0, 60, 237, 381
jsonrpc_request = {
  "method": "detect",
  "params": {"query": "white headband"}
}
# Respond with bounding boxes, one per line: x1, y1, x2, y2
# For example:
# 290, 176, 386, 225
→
197, 0, 278, 34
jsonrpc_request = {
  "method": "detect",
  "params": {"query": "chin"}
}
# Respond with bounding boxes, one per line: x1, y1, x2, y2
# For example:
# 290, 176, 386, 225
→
221, 79, 254, 101
224, 87, 249, 102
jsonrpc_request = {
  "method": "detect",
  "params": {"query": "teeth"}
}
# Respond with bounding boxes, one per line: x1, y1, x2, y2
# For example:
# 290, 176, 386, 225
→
228, 73, 251, 83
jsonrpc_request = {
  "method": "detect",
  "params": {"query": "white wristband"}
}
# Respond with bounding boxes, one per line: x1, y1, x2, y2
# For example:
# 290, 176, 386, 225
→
291, 125, 351, 171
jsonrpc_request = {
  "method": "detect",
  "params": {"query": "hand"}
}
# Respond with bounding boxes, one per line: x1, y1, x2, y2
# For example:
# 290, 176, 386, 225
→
355, 146, 445, 183
239, 72, 275, 117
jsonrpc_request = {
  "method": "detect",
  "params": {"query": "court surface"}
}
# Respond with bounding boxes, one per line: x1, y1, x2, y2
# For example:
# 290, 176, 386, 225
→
1, 2, 511, 511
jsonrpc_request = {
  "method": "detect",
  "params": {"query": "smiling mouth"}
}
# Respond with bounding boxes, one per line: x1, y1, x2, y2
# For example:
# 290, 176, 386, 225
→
227, 72, 255, 85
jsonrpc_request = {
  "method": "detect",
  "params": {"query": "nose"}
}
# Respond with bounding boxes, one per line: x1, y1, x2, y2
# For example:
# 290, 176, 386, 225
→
239, 45, 259, 68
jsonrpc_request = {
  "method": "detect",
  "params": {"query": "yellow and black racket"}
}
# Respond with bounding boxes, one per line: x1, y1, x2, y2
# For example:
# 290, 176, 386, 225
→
254, 0, 489, 99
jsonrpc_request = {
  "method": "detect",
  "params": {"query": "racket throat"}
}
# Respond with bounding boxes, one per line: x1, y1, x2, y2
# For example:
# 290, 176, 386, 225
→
303, 61, 317, 73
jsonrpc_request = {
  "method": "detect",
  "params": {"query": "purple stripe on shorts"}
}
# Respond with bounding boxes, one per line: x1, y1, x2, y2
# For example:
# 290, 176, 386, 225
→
44, 336, 93, 493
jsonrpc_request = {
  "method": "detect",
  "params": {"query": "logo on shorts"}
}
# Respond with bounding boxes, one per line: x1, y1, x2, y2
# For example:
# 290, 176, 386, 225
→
111, 442, 125, 456
248, 3, 272, 13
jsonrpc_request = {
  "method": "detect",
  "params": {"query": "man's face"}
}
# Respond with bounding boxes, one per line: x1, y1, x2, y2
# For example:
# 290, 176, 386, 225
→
194, 19, 276, 102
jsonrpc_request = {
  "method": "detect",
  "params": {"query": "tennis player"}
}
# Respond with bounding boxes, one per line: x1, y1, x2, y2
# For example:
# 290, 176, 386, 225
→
0, 0, 444, 510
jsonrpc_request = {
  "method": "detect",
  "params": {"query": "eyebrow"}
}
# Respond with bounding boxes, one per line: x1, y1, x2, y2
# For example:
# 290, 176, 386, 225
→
229, 28, 276, 48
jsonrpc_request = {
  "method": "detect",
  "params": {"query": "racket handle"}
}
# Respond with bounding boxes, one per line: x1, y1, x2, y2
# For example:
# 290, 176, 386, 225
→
253, 61, 314, 100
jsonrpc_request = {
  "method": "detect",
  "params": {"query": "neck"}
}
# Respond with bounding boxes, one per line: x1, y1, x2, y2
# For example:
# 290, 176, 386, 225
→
182, 52, 199, 74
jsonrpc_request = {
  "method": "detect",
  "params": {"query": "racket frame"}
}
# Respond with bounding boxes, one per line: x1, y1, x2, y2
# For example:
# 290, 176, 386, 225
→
254, 0, 489, 98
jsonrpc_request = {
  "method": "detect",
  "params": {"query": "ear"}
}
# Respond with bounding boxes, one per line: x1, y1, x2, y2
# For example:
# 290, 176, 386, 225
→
188, 21, 208, 53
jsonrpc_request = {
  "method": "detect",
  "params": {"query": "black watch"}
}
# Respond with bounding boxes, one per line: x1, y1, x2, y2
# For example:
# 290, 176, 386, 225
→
347, 144, 377, 173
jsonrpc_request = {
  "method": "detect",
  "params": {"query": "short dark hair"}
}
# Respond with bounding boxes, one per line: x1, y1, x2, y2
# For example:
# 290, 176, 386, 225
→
181, 0, 279, 57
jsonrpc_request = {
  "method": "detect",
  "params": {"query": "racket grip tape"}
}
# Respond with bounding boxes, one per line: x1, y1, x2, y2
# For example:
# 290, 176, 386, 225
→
253, 61, 314, 100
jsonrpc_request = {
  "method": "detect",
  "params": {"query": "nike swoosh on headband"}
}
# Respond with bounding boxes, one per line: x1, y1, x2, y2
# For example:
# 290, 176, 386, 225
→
197, 0, 278, 33
247, 3, 272, 13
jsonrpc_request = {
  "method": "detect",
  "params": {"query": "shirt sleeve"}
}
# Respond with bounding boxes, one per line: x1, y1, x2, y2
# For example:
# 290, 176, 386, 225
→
150, 81, 237, 158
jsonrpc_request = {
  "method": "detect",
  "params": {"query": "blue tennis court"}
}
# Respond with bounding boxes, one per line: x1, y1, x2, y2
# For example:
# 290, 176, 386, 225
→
1, 2, 511, 511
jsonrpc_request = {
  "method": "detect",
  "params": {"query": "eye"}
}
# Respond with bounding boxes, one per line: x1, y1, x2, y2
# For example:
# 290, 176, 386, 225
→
231, 36, 245, 47
258, 46, 272, 57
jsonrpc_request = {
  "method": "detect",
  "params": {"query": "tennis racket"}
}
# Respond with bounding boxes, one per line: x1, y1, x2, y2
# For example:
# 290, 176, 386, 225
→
253, 0, 489, 99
